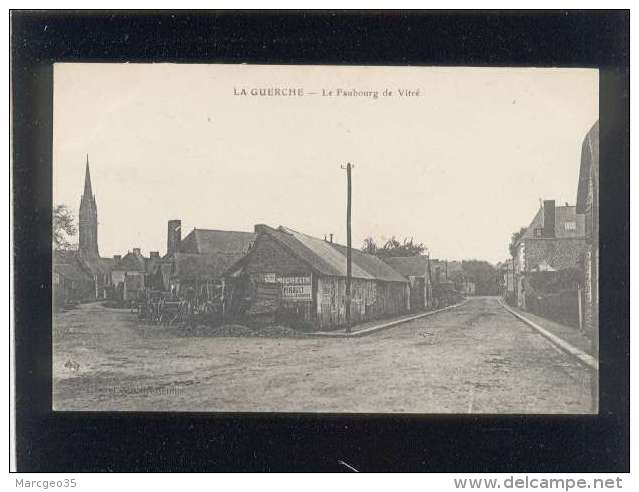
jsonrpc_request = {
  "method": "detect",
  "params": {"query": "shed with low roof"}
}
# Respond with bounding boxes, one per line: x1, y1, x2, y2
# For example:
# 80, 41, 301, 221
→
224, 224, 410, 329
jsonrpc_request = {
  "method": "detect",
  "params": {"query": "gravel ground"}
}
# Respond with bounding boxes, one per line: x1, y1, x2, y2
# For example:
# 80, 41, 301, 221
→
52, 297, 595, 413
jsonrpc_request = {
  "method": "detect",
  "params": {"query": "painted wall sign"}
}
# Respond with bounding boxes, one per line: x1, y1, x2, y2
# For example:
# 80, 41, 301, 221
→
282, 284, 312, 301
280, 275, 312, 301
262, 272, 277, 283
277, 275, 311, 285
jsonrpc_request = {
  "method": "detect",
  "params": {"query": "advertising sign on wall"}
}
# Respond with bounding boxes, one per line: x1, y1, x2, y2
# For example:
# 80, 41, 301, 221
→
280, 275, 312, 301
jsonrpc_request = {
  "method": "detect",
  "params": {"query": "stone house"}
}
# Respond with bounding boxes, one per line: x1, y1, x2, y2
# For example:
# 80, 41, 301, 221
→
513, 200, 586, 311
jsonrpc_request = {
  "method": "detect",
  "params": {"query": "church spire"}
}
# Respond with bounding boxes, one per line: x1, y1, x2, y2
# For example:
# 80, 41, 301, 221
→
83, 154, 93, 198
79, 154, 99, 258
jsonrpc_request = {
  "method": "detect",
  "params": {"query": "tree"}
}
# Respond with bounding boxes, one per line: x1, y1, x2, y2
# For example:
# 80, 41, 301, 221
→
509, 227, 527, 258
460, 259, 499, 295
361, 236, 378, 255
380, 236, 425, 257
361, 236, 426, 258
361, 235, 426, 257
53, 204, 77, 250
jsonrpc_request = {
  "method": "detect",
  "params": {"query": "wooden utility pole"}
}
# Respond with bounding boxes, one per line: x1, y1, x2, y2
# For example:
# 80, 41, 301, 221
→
341, 162, 353, 333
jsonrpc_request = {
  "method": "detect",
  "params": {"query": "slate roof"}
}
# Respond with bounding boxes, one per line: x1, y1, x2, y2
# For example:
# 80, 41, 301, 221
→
276, 226, 372, 279
159, 228, 256, 281
384, 256, 429, 278
173, 252, 248, 280
233, 225, 408, 283
179, 228, 256, 255
519, 205, 585, 244
330, 242, 409, 283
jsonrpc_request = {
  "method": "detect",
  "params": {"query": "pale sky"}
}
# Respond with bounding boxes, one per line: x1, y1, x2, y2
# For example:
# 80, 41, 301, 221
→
53, 64, 598, 264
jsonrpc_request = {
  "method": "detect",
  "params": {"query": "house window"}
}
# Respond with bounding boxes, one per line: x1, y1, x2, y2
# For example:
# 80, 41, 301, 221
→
533, 228, 543, 238
564, 222, 576, 231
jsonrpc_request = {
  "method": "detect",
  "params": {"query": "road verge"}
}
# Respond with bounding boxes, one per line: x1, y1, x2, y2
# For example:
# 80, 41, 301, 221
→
498, 299, 598, 370
305, 299, 469, 338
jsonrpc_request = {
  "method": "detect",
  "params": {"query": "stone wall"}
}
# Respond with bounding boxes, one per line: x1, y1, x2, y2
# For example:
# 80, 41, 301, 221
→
524, 238, 586, 272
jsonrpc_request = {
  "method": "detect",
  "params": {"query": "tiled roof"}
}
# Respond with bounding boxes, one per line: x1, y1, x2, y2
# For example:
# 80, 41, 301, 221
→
173, 252, 244, 280
276, 226, 372, 279
330, 242, 409, 282
383, 256, 429, 278
238, 225, 408, 283
180, 229, 255, 255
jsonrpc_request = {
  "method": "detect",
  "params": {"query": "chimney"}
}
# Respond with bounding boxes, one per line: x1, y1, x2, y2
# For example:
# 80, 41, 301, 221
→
133, 247, 141, 256
254, 224, 269, 235
543, 200, 556, 237
329, 233, 334, 244
113, 254, 121, 262
150, 251, 159, 258
167, 219, 181, 255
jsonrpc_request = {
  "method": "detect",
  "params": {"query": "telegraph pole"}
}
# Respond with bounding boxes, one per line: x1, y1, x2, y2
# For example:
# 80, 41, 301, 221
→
341, 162, 353, 333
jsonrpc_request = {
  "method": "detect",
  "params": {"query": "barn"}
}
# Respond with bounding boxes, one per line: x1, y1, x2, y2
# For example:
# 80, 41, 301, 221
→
224, 224, 410, 329
383, 256, 433, 312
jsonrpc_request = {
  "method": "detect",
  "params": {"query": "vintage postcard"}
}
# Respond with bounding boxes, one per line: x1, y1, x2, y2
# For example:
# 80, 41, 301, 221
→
52, 64, 598, 413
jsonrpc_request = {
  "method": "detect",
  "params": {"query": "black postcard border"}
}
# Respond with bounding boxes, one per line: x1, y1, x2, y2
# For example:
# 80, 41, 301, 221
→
11, 10, 630, 472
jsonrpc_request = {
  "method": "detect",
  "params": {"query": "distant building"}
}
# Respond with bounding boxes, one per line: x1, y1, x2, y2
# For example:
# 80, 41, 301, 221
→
458, 280, 476, 296
576, 121, 599, 337
111, 248, 146, 301
52, 250, 95, 306
53, 157, 113, 306
224, 224, 410, 329
384, 256, 432, 311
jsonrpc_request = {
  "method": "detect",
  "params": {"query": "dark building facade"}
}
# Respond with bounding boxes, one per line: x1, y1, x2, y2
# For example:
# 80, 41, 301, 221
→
576, 121, 599, 337
224, 225, 410, 329
384, 256, 432, 311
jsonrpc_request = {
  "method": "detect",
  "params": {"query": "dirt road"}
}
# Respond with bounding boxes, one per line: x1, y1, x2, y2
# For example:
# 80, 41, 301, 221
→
53, 297, 594, 413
